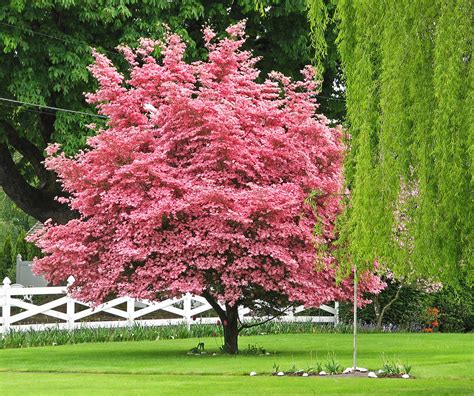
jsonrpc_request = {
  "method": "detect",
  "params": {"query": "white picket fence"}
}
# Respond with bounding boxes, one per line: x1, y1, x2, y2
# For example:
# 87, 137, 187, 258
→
0, 276, 339, 335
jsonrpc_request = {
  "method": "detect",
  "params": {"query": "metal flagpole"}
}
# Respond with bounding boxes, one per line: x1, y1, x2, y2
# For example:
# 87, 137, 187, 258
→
353, 262, 358, 370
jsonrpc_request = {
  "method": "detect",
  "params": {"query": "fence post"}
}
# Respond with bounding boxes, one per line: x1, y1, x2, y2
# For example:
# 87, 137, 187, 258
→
16, 254, 22, 276
238, 306, 246, 322
183, 293, 192, 330
334, 301, 340, 326
15, 255, 21, 286
287, 305, 295, 322
1, 277, 11, 335
127, 297, 134, 327
66, 276, 75, 331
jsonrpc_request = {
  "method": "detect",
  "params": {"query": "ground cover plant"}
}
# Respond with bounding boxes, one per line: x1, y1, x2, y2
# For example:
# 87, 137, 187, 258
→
30, 21, 383, 354
0, 333, 472, 395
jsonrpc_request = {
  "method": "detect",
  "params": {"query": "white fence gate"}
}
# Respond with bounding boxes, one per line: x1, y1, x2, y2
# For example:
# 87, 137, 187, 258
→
0, 276, 339, 335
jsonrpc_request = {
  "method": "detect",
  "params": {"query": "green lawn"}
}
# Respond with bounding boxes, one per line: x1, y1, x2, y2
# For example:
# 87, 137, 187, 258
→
1, 333, 473, 395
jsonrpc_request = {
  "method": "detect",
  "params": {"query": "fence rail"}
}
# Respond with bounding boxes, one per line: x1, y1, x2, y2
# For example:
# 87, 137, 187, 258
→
0, 276, 339, 335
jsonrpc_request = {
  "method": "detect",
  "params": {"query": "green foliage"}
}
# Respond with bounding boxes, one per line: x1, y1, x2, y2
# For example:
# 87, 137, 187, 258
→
324, 352, 342, 374
306, 0, 346, 123
0, 190, 39, 282
339, 280, 474, 333
0, 190, 33, 238
340, 281, 431, 329
380, 354, 411, 376
434, 284, 474, 333
0, 0, 315, 153
241, 343, 267, 355
275, 352, 412, 376
306, 360, 323, 374
0, 234, 13, 280
307, 0, 328, 74
272, 362, 280, 373
326, 0, 473, 284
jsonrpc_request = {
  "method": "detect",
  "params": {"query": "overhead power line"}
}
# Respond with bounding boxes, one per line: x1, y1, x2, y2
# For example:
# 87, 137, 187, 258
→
0, 21, 76, 46
0, 21, 121, 58
0, 101, 56, 117
0, 97, 107, 119
1, 95, 344, 120
0, 22, 346, 104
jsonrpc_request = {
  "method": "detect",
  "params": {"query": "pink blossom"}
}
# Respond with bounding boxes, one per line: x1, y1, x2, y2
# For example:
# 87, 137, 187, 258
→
45, 143, 61, 156
203, 26, 216, 44
30, 23, 383, 310
226, 20, 246, 38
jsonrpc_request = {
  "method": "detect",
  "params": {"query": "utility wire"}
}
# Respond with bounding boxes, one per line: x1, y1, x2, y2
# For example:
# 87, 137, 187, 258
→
0, 21, 121, 58
1, 22, 345, 106
0, 22, 346, 103
1, 95, 343, 119
0, 97, 107, 119
0, 101, 56, 117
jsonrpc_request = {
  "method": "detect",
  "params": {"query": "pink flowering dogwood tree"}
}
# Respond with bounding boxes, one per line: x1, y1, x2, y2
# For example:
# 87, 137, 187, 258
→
30, 22, 384, 354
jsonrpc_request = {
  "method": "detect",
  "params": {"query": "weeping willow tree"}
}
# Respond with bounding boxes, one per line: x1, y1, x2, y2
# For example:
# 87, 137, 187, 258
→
307, 0, 472, 285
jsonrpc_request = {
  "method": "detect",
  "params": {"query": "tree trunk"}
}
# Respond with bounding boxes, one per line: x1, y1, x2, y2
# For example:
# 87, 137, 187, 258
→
376, 304, 384, 329
0, 137, 75, 225
222, 303, 239, 355
373, 295, 382, 328
375, 285, 402, 329
202, 292, 240, 355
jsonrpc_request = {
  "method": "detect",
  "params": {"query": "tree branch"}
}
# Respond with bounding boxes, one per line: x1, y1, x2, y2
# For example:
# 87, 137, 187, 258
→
378, 286, 402, 327
38, 91, 58, 146
202, 290, 226, 319
39, 110, 56, 146
237, 304, 294, 332
0, 141, 73, 224
1, 120, 59, 191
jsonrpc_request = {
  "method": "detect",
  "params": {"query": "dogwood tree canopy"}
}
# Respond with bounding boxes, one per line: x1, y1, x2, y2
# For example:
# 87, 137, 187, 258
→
30, 22, 383, 353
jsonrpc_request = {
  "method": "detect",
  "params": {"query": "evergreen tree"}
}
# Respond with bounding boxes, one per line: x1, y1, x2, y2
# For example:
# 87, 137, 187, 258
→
0, 235, 13, 281
14, 231, 28, 260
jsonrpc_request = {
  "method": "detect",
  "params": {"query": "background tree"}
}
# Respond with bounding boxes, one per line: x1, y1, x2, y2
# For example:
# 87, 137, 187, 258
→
30, 23, 383, 354
308, 0, 472, 370
0, 235, 13, 281
1, 0, 346, 223
309, 0, 473, 284
0, 189, 39, 282
306, 0, 345, 123
340, 279, 474, 333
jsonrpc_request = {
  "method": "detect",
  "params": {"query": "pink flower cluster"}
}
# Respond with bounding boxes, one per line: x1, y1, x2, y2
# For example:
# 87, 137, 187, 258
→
30, 22, 383, 307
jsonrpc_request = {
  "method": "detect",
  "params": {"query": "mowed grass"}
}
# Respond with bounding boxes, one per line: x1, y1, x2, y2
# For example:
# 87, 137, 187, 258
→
0, 333, 473, 395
